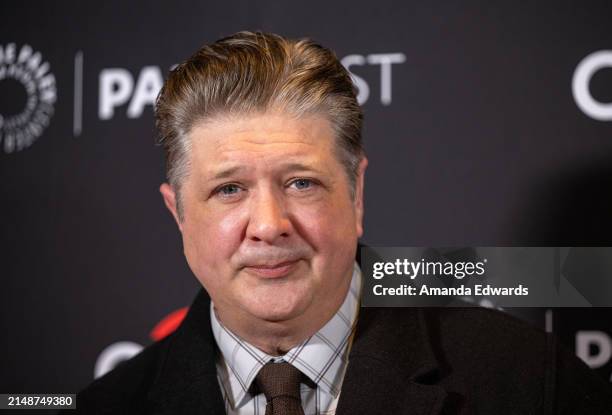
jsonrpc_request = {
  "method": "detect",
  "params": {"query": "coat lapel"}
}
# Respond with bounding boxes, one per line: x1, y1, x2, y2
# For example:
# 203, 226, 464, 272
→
146, 289, 226, 415
336, 307, 449, 415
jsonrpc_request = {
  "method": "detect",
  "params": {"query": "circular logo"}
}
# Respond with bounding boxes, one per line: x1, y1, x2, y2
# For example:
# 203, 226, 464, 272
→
0, 43, 57, 153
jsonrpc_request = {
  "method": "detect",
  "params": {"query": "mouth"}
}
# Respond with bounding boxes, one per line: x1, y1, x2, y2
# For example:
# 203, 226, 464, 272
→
243, 259, 300, 279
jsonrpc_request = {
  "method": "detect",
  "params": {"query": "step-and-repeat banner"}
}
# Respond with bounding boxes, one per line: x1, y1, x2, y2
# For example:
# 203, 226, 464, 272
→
1, 1, 612, 393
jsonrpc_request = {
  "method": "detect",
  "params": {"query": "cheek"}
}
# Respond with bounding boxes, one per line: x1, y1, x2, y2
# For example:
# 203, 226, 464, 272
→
292, 197, 357, 253
182, 209, 245, 284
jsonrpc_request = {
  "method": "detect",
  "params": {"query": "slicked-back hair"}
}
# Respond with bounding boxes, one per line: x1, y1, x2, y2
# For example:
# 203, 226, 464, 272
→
155, 31, 363, 219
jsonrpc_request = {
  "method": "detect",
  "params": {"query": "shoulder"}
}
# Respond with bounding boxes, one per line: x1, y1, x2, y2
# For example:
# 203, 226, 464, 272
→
424, 307, 612, 412
69, 289, 219, 414
72, 336, 171, 414
424, 307, 551, 381
426, 306, 549, 356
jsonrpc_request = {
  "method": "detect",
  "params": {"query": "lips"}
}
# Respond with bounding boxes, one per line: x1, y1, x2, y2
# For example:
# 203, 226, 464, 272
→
243, 259, 299, 278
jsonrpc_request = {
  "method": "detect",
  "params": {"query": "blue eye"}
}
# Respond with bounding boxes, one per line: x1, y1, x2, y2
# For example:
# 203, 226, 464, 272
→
291, 179, 312, 190
218, 184, 241, 196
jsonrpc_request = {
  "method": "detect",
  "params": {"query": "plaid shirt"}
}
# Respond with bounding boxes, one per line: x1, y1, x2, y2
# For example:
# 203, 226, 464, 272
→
210, 263, 362, 415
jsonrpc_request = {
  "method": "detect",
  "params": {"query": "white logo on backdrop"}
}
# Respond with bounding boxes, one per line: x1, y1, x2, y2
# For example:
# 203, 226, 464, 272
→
572, 50, 612, 121
576, 331, 612, 381
0, 43, 57, 153
341, 53, 406, 105
94, 341, 143, 379
97, 53, 407, 121
98, 66, 163, 120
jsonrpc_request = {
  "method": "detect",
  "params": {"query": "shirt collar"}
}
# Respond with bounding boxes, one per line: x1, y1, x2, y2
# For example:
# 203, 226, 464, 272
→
211, 262, 362, 409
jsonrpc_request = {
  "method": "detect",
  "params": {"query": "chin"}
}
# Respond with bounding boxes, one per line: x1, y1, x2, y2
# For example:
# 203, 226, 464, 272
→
254, 305, 305, 323
241, 285, 312, 323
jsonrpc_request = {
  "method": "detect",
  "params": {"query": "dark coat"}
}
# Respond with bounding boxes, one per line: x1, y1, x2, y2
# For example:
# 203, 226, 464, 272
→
70, 288, 612, 414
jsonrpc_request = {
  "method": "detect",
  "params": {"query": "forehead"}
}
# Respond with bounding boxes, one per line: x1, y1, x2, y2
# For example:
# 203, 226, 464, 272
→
187, 111, 338, 173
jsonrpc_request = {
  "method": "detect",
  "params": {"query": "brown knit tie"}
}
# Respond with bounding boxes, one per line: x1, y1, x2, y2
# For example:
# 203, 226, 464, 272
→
255, 361, 305, 415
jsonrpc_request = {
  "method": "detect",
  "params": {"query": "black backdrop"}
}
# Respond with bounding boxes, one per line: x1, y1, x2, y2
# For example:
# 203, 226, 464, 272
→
1, 1, 612, 394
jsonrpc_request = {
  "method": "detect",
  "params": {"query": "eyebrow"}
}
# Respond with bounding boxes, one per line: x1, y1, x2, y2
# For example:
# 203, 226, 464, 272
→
209, 162, 324, 181
211, 166, 245, 181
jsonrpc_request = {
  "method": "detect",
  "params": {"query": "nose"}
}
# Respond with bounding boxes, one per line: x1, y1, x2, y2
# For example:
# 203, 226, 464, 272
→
246, 187, 293, 244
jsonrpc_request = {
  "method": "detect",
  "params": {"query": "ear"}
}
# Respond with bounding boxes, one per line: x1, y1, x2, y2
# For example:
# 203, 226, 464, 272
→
354, 157, 368, 238
160, 183, 183, 232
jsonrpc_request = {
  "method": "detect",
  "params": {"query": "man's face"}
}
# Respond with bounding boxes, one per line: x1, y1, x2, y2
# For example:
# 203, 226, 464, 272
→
161, 110, 366, 330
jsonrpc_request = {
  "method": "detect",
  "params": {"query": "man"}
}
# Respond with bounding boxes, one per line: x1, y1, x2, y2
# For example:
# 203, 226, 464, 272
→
73, 32, 612, 414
